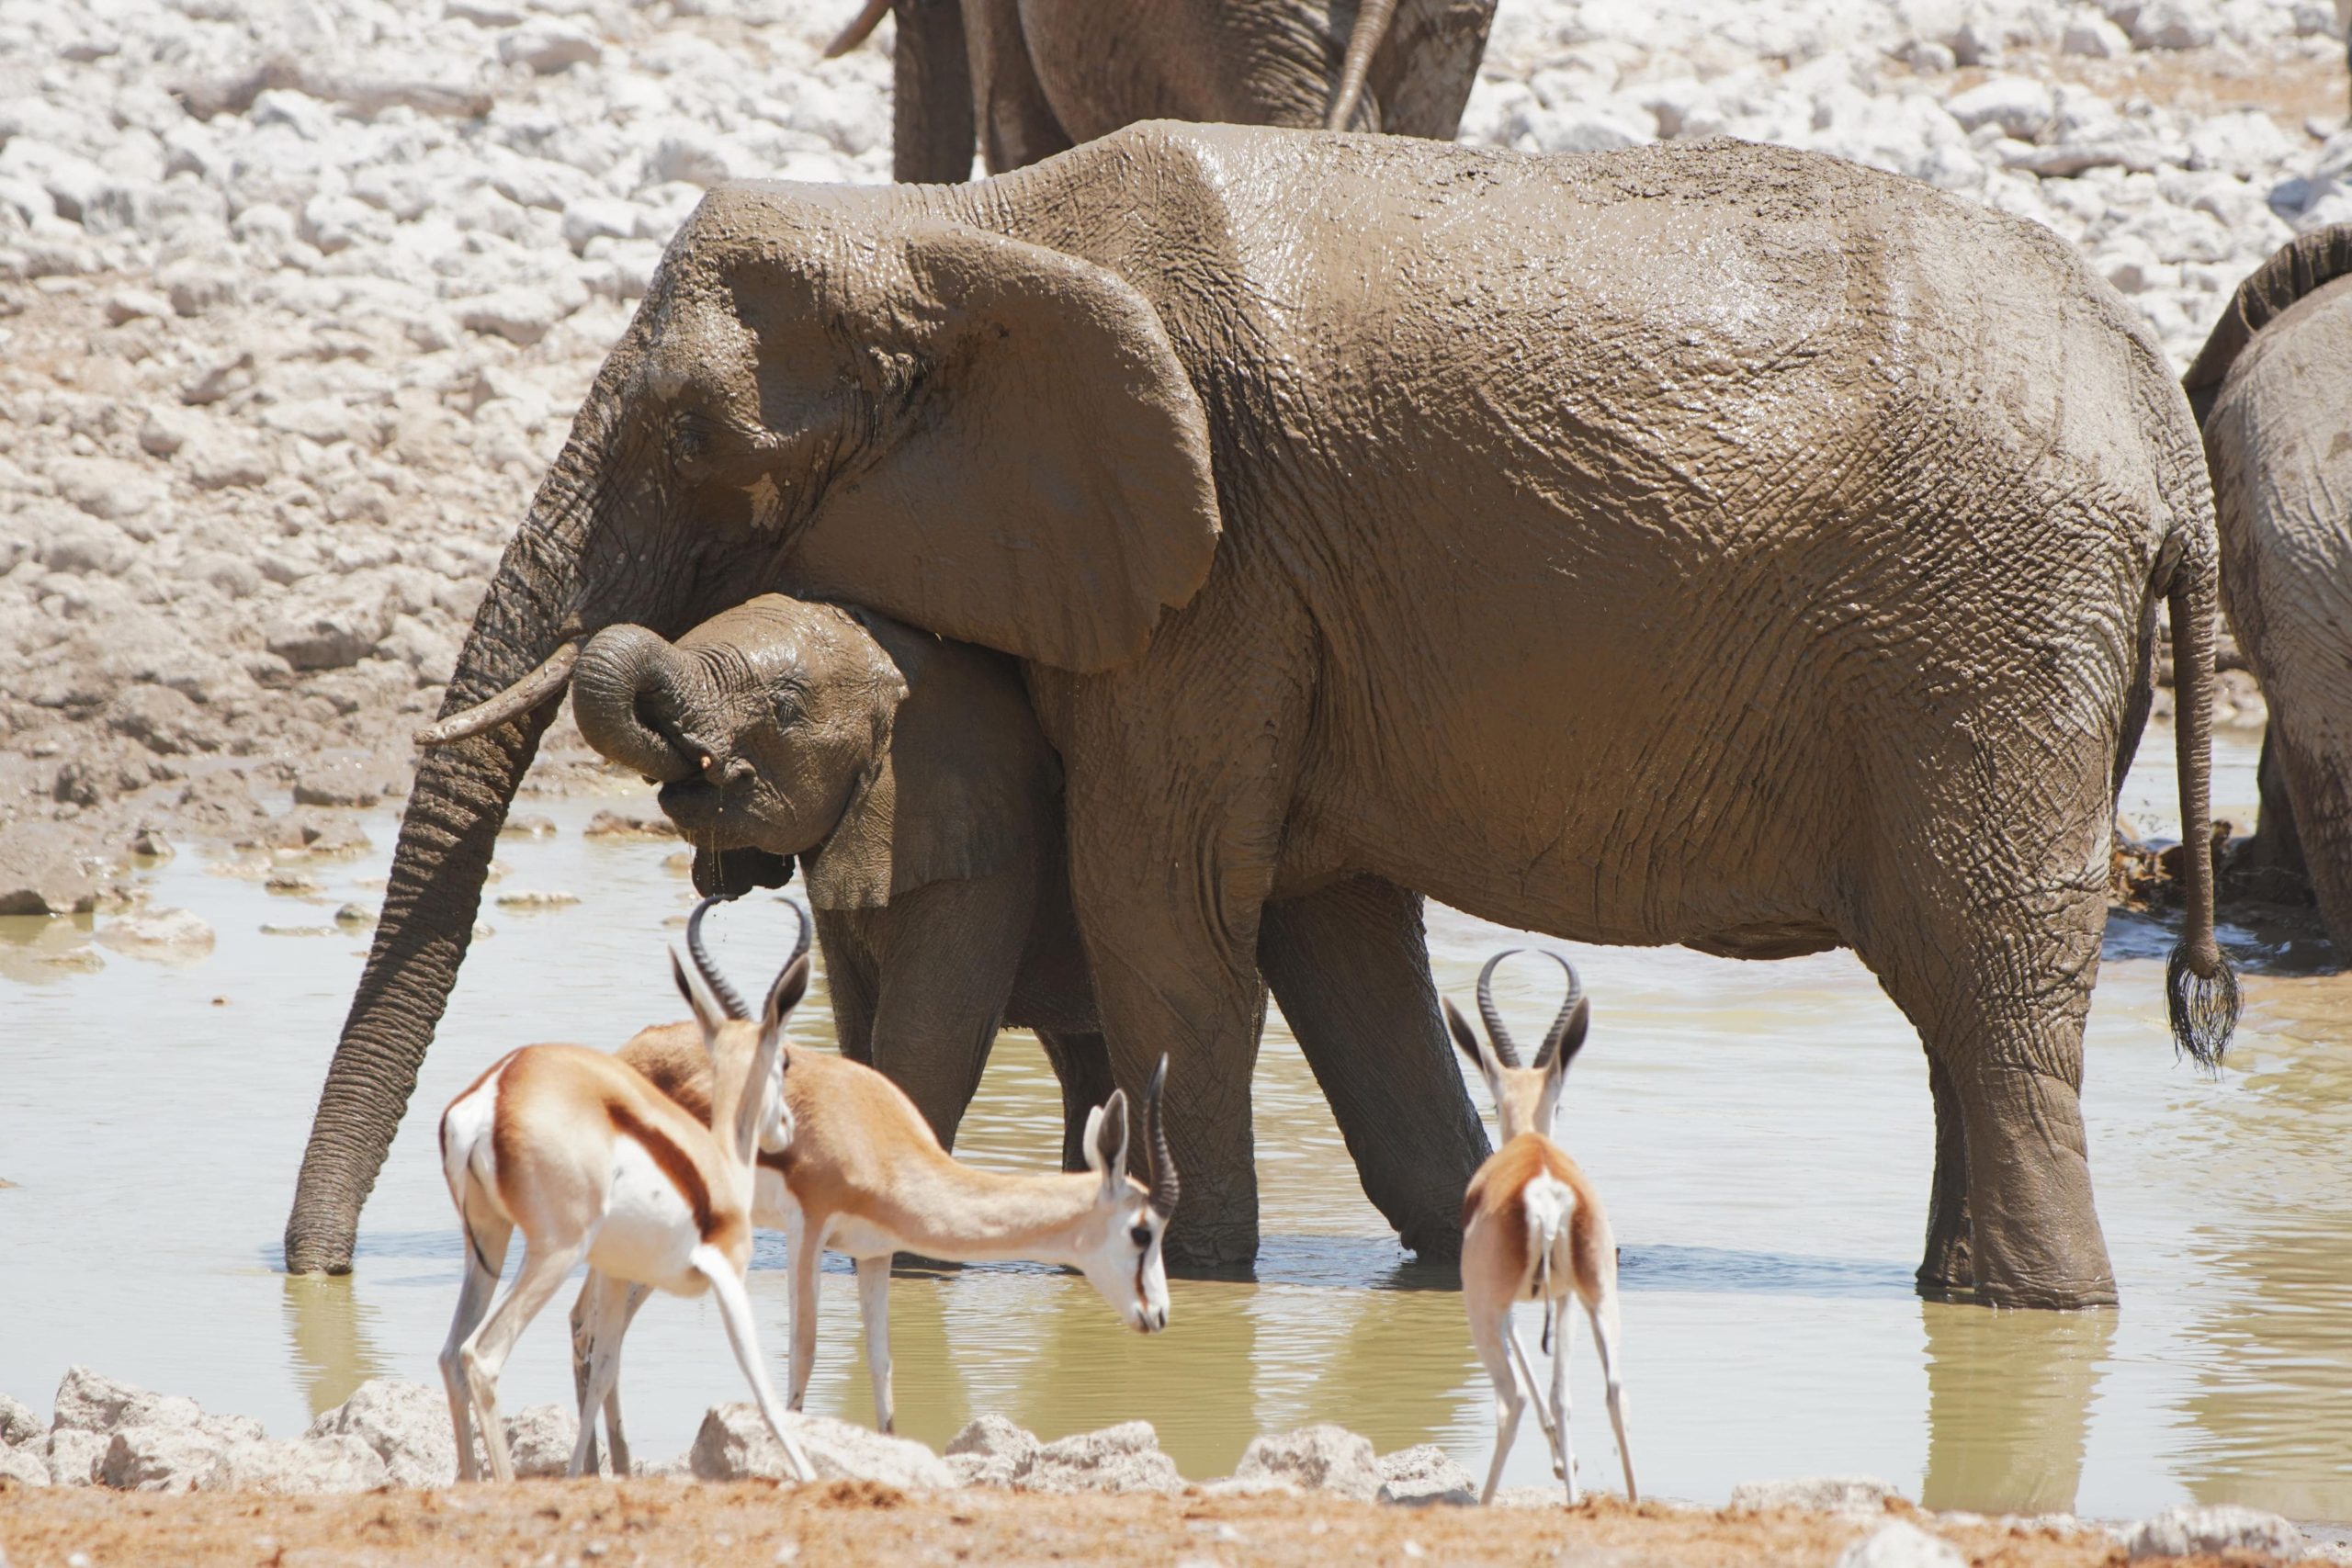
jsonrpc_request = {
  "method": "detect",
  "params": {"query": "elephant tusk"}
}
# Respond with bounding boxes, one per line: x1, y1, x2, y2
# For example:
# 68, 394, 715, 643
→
822, 0, 889, 59
413, 640, 582, 747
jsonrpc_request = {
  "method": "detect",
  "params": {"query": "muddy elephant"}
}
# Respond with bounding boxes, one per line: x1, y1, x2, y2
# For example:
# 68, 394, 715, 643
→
827, 0, 1496, 182
2183, 226, 2352, 953
571, 594, 1463, 1190
571, 594, 1117, 1169
287, 123, 2239, 1306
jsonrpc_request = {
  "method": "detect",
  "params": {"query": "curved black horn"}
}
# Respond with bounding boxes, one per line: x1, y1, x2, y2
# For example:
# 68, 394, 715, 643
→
1476, 950, 1524, 1068
685, 895, 749, 1021
777, 897, 812, 973
1532, 952, 1588, 1070
1145, 1055, 1179, 1220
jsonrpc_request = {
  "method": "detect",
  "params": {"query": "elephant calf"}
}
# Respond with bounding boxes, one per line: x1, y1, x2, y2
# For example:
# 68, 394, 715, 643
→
2185, 226, 2352, 952
571, 594, 1116, 1168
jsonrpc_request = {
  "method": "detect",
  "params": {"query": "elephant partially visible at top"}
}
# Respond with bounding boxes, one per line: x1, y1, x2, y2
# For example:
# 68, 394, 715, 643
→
827, 0, 1497, 183
287, 123, 2237, 1307
2183, 225, 2352, 953
568, 594, 1476, 1217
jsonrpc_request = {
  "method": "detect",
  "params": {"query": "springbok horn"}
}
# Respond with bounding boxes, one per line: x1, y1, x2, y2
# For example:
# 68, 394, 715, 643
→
1145, 1055, 1179, 1220
777, 897, 812, 972
823, 0, 889, 58
684, 894, 751, 1021
1475, 950, 1524, 1068
1531, 953, 1588, 1071
685, 895, 750, 1021
413, 640, 581, 747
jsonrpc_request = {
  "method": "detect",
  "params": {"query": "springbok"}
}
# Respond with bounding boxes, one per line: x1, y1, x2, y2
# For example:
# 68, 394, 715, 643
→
436, 897, 818, 1483
1446, 950, 1635, 1506
568, 907, 1181, 1470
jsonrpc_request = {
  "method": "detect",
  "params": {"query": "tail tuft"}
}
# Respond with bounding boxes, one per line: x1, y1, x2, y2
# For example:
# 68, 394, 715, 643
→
2166, 942, 2241, 1073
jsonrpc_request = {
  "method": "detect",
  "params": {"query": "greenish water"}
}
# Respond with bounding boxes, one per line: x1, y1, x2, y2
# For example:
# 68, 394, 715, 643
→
4, 725, 2347, 1520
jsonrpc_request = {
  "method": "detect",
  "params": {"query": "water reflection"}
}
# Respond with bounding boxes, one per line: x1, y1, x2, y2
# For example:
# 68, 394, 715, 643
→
2176, 972, 2352, 1520
280, 1274, 393, 1419
1920, 1303, 2111, 1515
13, 728, 2352, 1519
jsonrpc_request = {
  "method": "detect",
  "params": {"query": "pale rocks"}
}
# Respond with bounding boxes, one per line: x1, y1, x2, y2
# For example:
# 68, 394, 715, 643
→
940, 1416, 1182, 1495
1232, 1425, 1382, 1501
2121, 1504, 2307, 1560
1374, 1444, 1479, 1507
1838, 1521, 1967, 1568
197, 1435, 390, 1495
304, 1379, 458, 1487
690, 1404, 956, 1491
1730, 1475, 1905, 1515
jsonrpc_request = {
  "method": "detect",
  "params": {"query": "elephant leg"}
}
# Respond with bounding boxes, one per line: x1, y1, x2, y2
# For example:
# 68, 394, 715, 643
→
2240, 727, 2308, 881
865, 875, 1032, 1154
891, 0, 976, 183
961, 0, 1072, 173
819, 910, 881, 1068
1257, 875, 1488, 1259
1063, 777, 1279, 1269
1917, 1052, 1973, 1298
1857, 838, 2115, 1308
1035, 1030, 1116, 1174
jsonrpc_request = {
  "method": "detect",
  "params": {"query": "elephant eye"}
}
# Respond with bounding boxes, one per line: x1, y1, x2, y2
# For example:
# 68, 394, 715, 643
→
668, 412, 714, 470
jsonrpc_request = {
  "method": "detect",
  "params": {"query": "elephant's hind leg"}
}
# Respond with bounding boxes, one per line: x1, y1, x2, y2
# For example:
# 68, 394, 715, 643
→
1258, 875, 1489, 1259
1856, 840, 2116, 1309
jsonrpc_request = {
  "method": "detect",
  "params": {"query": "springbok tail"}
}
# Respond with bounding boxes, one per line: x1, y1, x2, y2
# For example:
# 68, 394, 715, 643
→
1523, 1177, 1577, 1354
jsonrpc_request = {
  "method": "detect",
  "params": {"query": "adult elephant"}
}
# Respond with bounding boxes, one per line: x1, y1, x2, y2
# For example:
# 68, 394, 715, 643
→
2183, 225, 2352, 951
826, 0, 1496, 182
286, 123, 2239, 1305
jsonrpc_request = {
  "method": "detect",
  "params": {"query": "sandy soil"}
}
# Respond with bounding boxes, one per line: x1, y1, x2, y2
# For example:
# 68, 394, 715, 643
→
0, 1480, 2195, 1568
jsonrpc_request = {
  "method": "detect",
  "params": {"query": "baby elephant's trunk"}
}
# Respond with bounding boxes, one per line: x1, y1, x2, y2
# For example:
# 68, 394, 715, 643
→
572, 625, 714, 783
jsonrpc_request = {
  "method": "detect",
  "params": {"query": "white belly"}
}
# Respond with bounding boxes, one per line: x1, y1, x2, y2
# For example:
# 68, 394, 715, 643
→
588, 1136, 707, 1292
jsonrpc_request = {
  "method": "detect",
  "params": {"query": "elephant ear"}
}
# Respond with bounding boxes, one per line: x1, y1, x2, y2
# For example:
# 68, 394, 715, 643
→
785, 222, 1222, 673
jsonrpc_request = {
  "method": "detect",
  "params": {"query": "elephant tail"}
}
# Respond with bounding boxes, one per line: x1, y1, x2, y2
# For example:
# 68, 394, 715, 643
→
1326, 0, 1399, 130
2182, 226, 2352, 425
2162, 528, 2241, 1071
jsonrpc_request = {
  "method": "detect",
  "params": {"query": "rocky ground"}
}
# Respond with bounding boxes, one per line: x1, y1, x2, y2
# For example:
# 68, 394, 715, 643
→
0, 0, 2329, 915
1, 1367, 2345, 1565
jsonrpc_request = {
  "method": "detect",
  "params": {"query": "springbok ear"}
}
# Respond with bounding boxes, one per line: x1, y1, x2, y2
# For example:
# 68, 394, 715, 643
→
775, 220, 1222, 674
1090, 1088, 1131, 1197
762, 953, 810, 1041
672, 950, 726, 1045
1547, 997, 1590, 1081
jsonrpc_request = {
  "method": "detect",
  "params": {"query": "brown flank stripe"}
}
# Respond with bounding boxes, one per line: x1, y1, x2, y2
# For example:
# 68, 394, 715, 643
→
608, 1098, 719, 1242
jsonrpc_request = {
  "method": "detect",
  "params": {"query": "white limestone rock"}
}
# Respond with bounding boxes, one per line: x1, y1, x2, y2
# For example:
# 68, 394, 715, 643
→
1232, 1425, 1382, 1501
1374, 1444, 1479, 1507
1730, 1475, 1905, 1515
196, 1435, 390, 1495
1838, 1521, 1967, 1568
102, 1425, 232, 1492
502, 1404, 579, 1479
943, 1414, 1039, 1488
97, 908, 217, 961
2122, 1505, 2305, 1561
0, 1395, 40, 1450
1021, 1422, 1183, 1495
690, 1404, 956, 1491
304, 1379, 458, 1488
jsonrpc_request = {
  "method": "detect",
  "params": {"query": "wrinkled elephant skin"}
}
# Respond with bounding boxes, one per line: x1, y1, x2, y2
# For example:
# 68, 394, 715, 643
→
289, 125, 2238, 1307
879, 0, 1497, 182
2186, 228, 2352, 953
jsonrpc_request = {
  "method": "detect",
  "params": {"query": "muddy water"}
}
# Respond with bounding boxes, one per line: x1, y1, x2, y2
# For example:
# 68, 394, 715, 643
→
4, 725, 2347, 1520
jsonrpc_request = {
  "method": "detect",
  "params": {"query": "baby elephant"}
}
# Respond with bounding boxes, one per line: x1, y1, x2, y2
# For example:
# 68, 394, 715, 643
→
571, 594, 1113, 1167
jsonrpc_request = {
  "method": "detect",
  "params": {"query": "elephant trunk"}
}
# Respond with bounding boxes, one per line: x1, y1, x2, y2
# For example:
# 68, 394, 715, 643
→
283, 462, 597, 1275
572, 625, 715, 783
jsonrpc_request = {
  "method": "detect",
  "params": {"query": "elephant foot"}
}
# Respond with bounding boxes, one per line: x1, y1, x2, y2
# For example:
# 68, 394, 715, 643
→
1965, 1272, 2119, 1311
1914, 1228, 1973, 1303
1161, 1214, 1260, 1271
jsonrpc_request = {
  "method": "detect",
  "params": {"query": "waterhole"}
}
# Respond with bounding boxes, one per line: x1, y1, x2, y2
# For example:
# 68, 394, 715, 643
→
3, 725, 2345, 1519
